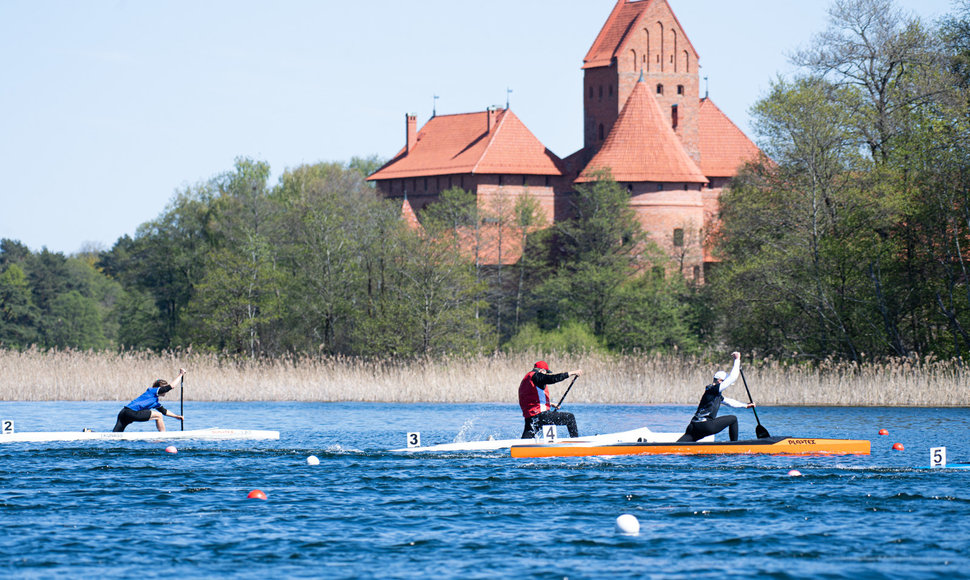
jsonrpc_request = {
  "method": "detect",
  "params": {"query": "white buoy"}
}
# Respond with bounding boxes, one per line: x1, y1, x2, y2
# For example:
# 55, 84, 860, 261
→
306, 455, 320, 466
615, 514, 640, 535
164, 445, 178, 454
787, 469, 802, 477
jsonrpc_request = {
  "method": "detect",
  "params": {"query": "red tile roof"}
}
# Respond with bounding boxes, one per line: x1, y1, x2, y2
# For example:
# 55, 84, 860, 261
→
577, 78, 707, 183
368, 109, 564, 181
401, 198, 423, 231
697, 98, 762, 177
583, 0, 698, 70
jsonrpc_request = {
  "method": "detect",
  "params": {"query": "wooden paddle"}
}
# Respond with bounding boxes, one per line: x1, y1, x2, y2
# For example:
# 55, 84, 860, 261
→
555, 375, 579, 409
739, 368, 770, 438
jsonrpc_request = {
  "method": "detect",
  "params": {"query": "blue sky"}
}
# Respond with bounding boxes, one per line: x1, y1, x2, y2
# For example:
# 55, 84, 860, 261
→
0, 0, 958, 255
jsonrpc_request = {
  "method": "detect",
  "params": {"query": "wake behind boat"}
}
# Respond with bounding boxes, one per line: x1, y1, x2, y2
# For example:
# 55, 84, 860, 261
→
392, 426, 702, 453
510, 436, 871, 458
0, 427, 280, 443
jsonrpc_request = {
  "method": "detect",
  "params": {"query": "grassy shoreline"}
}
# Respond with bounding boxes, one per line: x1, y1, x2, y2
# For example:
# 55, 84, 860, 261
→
1, 348, 967, 407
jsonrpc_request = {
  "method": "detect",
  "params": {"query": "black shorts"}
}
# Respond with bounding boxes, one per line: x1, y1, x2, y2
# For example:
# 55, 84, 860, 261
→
113, 407, 153, 432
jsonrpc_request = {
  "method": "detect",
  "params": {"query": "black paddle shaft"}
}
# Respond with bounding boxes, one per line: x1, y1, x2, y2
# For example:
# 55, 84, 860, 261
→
180, 375, 184, 431
555, 376, 579, 409
739, 367, 770, 438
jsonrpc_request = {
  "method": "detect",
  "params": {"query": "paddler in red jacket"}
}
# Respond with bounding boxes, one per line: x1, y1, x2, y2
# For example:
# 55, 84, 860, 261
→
518, 361, 582, 439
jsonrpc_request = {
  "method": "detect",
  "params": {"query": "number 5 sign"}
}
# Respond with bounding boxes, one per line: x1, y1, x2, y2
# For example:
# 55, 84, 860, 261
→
930, 446, 947, 468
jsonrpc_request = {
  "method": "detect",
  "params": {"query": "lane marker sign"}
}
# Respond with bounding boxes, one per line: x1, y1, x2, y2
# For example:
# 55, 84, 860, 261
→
930, 446, 947, 468
406, 432, 421, 448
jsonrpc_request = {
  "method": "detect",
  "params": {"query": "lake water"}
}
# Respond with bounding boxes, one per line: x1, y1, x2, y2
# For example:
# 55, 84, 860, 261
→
1, 402, 968, 579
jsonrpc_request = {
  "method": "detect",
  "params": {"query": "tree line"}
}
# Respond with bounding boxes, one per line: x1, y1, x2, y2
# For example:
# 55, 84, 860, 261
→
1, 0, 968, 362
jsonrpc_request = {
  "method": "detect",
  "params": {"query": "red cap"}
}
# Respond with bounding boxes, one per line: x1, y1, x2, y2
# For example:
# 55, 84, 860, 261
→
534, 361, 549, 371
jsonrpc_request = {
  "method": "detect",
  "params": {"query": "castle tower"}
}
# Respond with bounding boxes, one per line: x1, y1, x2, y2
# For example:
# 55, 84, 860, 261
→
582, 0, 700, 162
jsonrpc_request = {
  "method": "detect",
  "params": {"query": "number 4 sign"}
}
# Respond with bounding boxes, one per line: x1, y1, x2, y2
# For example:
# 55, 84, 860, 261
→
930, 446, 947, 468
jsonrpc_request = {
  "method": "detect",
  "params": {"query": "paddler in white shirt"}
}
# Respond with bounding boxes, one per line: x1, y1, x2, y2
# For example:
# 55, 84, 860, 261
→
677, 352, 755, 442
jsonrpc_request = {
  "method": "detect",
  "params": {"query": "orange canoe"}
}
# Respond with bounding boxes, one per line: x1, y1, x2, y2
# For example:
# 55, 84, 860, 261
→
510, 436, 871, 458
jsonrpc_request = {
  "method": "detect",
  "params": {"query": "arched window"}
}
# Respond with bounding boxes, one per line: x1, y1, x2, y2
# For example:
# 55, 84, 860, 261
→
643, 29, 650, 72
683, 50, 690, 73
671, 104, 678, 129
671, 30, 678, 72
656, 84, 663, 95
656, 22, 664, 71
631, 49, 637, 71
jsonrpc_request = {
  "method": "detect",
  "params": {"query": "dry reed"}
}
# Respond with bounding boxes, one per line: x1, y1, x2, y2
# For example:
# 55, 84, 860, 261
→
1, 348, 966, 406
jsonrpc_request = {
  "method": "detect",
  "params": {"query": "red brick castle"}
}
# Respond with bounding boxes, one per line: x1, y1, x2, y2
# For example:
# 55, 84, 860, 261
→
368, 0, 760, 282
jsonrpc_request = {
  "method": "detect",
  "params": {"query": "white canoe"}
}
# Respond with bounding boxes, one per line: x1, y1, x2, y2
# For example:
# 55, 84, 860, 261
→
0, 427, 280, 443
393, 426, 703, 453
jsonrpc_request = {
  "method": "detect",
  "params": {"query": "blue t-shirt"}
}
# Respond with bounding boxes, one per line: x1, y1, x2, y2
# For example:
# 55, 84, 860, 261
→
125, 387, 162, 412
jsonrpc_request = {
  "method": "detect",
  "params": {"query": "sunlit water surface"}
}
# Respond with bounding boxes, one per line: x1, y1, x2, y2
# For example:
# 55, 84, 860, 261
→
1, 402, 968, 579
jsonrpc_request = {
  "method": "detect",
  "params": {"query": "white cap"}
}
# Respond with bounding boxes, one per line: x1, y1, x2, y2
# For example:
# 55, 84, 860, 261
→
713, 370, 728, 381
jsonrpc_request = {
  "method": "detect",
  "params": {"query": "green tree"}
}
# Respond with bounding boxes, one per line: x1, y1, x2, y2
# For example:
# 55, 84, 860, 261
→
0, 263, 40, 347
44, 290, 107, 350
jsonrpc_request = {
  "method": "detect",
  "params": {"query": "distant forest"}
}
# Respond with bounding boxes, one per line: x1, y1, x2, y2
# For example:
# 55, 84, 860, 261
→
2, 0, 969, 362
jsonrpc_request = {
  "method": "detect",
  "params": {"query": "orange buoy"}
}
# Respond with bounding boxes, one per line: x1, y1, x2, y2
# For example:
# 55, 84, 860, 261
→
247, 489, 267, 500
892, 443, 905, 451
878, 429, 889, 435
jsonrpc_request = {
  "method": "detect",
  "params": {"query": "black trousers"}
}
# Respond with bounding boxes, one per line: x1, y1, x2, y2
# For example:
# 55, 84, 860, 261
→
521, 410, 579, 439
113, 407, 152, 432
677, 415, 739, 442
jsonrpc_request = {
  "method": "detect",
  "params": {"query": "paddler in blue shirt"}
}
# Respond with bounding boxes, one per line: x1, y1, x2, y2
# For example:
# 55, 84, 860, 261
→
112, 368, 186, 432
677, 352, 755, 442
519, 361, 583, 438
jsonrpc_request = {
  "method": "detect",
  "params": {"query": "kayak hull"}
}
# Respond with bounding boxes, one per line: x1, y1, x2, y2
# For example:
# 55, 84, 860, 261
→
0, 427, 280, 443
510, 436, 871, 458
393, 426, 703, 453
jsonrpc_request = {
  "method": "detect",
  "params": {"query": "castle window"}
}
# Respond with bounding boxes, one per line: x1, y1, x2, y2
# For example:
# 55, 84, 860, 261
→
671, 104, 678, 129
599, 123, 604, 140
609, 84, 613, 97
498, 175, 504, 186
657, 183, 664, 191
656, 84, 663, 95
677, 85, 684, 95
626, 183, 633, 193
545, 175, 550, 187
589, 86, 593, 99
522, 175, 527, 186
599, 86, 603, 99
673, 228, 684, 247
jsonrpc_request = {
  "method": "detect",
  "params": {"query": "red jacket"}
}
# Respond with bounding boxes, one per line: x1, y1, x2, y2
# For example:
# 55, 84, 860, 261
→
518, 370, 570, 418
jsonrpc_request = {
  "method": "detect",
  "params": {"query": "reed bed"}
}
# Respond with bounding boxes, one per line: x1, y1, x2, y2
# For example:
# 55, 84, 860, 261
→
1, 348, 966, 406
0, 349, 970, 407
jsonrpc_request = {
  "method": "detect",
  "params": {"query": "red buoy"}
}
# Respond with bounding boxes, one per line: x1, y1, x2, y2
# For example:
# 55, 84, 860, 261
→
878, 429, 888, 436
247, 489, 267, 500
892, 442, 905, 451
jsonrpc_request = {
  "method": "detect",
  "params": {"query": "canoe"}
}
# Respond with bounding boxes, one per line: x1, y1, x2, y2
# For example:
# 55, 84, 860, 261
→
0, 427, 280, 443
510, 436, 871, 458
392, 426, 705, 453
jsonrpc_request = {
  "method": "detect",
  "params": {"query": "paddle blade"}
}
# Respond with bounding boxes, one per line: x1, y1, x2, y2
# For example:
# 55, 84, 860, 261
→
756, 424, 771, 439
